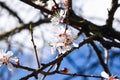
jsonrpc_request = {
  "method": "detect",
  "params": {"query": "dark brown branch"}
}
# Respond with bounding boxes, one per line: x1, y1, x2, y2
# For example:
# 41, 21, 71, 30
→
98, 38, 120, 49
53, 0, 59, 9
0, 18, 50, 40
19, 0, 120, 42
56, 71, 104, 79
20, 0, 53, 14
12, 63, 35, 71
106, 0, 119, 29
0, 2, 23, 23
90, 41, 111, 76
41, 65, 54, 80
30, 24, 40, 68
20, 34, 98, 80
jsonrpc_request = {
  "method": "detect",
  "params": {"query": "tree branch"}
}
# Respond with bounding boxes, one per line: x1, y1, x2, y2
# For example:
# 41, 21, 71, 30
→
30, 24, 40, 68
90, 41, 111, 76
0, 2, 23, 23
0, 18, 50, 40
20, 0, 53, 14
20, 34, 98, 80
106, 0, 119, 29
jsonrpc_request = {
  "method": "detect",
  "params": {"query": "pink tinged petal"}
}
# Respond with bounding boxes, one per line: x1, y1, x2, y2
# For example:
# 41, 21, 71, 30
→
9, 57, 19, 63
0, 49, 4, 56
58, 45, 71, 54
101, 71, 109, 78
5, 51, 13, 58
0, 61, 3, 66
51, 47, 56, 54
7, 63, 14, 71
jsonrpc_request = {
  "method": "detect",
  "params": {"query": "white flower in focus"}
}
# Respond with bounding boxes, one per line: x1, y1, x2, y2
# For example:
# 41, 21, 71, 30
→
101, 71, 119, 80
0, 49, 19, 71
49, 27, 78, 54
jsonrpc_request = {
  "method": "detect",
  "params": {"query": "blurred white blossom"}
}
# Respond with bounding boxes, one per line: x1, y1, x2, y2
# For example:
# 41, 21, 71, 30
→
0, 49, 19, 71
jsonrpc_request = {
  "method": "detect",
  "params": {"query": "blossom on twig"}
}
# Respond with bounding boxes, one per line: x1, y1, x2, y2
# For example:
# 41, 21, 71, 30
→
60, 67, 69, 73
49, 27, 78, 54
0, 49, 19, 71
101, 71, 119, 80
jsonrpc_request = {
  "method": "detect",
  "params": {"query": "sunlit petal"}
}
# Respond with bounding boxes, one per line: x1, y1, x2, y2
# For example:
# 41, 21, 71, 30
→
101, 71, 109, 78
7, 63, 14, 71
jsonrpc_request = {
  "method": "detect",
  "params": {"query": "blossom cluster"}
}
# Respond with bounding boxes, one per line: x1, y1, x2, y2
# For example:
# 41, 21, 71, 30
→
0, 49, 19, 71
47, 0, 79, 54
49, 26, 78, 54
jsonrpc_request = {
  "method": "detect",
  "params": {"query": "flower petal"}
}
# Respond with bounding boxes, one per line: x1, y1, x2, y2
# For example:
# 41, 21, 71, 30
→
72, 42, 79, 47
0, 49, 4, 57
6, 51, 13, 58
101, 71, 109, 78
9, 57, 18, 63
0, 62, 3, 66
7, 63, 14, 71
51, 47, 56, 54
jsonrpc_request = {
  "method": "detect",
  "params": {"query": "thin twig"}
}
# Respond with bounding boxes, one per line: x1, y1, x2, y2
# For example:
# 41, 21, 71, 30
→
29, 24, 40, 68
20, 0, 53, 14
0, 18, 50, 40
53, 0, 59, 9
106, 0, 119, 29
20, 34, 98, 80
57, 71, 104, 79
90, 41, 111, 76
0, 2, 23, 23
41, 65, 54, 80
12, 63, 35, 71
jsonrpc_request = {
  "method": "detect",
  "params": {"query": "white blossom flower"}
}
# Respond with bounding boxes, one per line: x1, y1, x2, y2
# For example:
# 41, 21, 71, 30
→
101, 71, 119, 80
0, 49, 19, 71
49, 27, 78, 54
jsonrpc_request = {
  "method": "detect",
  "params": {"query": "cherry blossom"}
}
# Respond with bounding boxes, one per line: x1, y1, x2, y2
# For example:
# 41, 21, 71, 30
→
0, 49, 19, 71
49, 27, 78, 54
101, 71, 119, 80
47, 0, 69, 26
